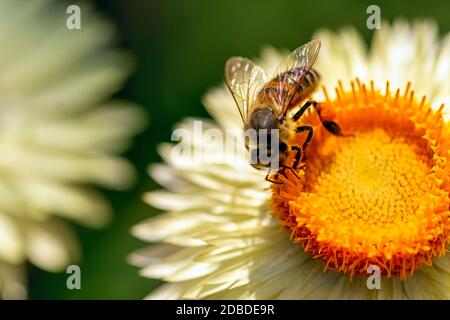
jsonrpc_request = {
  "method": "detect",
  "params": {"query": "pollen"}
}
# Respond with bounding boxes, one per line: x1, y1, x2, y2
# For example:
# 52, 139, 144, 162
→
271, 80, 450, 280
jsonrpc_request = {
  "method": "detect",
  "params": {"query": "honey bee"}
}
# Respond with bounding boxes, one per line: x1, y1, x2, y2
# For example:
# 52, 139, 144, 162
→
224, 39, 343, 183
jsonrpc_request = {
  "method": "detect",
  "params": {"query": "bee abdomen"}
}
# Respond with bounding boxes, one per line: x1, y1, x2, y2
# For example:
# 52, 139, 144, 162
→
289, 68, 320, 107
306, 68, 320, 86
257, 68, 320, 109
296, 68, 319, 92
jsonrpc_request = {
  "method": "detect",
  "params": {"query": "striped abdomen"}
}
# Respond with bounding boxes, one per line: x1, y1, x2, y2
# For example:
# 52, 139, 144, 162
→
256, 68, 320, 111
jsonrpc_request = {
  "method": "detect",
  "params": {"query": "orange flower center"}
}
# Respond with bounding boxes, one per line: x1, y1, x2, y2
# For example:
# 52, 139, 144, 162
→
271, 80, 450, 280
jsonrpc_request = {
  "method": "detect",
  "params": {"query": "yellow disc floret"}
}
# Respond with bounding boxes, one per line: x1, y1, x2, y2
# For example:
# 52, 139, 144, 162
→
271, 80, 450, 280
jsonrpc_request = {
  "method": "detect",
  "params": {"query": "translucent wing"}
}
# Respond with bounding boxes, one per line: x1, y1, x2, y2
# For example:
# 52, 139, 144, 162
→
224, 57, 268, 123
268, 39, 321, 114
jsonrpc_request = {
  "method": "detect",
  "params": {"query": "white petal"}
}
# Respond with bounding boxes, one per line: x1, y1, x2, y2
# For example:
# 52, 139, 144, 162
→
134, 20, 450, 301
22, 219, 79, 272
0, 214, 25, 264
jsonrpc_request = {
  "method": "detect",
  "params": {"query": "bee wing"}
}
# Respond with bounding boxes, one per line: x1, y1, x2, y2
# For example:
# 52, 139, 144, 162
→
224, 57, 268, 123
269, 39, 321, 115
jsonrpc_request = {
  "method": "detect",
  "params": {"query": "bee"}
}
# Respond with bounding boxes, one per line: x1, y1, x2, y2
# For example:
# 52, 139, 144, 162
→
224, 39, 343, 183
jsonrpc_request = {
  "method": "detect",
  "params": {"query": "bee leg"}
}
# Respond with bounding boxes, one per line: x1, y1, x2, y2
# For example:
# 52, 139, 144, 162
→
293, 100, 345, 137
292, 100, 314, 121
322, 120, 343, 136
265, 171, 283, 184
291, 145, 303, 169
295, 125, 314, 151
310, 101, 345, 136
280, 164, 301, 181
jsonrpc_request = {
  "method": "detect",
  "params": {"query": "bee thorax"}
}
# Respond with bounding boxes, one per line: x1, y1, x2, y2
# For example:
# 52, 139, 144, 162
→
247, 107, 278, 131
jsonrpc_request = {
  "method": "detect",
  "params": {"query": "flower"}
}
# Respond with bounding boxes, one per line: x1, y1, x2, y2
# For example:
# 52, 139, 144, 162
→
0, 0, 145, 299
131, 20, 450, 299
272, 80, 450, 281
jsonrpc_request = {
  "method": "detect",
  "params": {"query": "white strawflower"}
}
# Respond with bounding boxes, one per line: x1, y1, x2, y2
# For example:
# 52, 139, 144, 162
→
131, 20, 450, 299
0, 0, 145, 299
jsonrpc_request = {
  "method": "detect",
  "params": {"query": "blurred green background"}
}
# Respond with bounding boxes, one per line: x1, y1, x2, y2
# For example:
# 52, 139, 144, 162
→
27, 0, 450, 299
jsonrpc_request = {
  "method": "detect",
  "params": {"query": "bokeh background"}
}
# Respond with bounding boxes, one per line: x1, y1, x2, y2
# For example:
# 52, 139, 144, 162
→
28, 0, 450, 299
